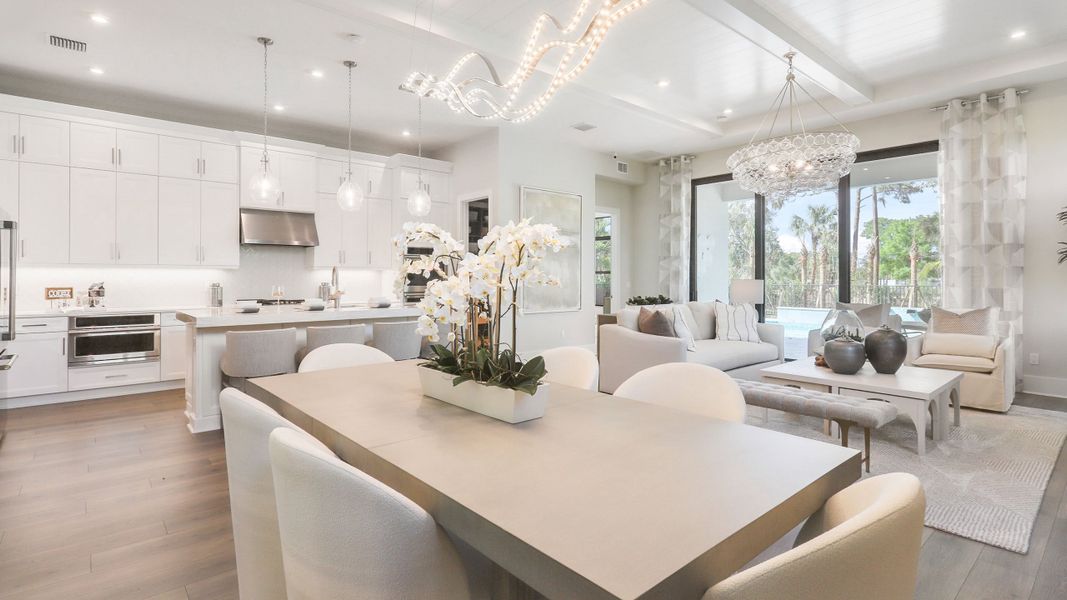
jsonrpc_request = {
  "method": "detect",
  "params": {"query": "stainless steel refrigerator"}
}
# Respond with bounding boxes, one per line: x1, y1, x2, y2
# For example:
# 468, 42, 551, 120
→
0, 220, 16, 443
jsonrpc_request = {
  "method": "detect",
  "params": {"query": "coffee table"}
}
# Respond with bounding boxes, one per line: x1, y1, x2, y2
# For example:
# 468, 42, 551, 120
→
760, 359, 963, 455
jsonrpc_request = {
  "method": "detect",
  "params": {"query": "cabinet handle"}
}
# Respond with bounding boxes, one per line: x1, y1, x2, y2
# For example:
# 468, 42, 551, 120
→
20, 239, 24, 258
62, 337, 66, 356
105, 374, 128, 379
111, 148, 116, 165
21, 323, 47, 328
118, 148, 122, 166
116, 244, 121, 261
368, 180, 372, 194
10, 135, 15, 154
201, 158, 206, 176
20, 136, 25, 155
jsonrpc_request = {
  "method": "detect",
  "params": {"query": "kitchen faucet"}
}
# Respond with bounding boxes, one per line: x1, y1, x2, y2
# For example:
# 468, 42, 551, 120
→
329, 266, 344, 309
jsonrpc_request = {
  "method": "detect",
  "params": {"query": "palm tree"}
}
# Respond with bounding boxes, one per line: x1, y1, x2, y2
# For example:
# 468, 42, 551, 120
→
790, 214, 810, 305
804, 205, 836, 307
851, 181, 933, 291
905, 215, 940, 307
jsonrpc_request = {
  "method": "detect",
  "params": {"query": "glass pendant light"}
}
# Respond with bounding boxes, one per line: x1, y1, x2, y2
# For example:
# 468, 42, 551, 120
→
337, 60, 365, 212
406, 95, 432, 217
247, 37, 281, 204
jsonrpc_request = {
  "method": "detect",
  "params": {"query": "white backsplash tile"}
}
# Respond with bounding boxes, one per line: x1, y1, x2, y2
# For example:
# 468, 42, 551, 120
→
16, 245, 398, 312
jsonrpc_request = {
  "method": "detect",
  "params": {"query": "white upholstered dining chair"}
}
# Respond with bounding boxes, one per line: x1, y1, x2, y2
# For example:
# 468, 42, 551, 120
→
298, 343, 394, 373
614, 363, 747, 422
219, 387, 330, 600
703, 473, 925, 600
538, 346, 599, 391
268, 427, 475, 600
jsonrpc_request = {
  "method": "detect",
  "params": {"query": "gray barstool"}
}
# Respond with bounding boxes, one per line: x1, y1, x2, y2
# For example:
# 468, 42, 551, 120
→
372, 321, 422, 360
220, 328, 298, 392
297, 324, 366, 362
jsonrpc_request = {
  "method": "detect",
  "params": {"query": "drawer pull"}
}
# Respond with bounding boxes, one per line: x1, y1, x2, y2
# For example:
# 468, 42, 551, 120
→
105, 374, 129, 379
21, 323, 48, 328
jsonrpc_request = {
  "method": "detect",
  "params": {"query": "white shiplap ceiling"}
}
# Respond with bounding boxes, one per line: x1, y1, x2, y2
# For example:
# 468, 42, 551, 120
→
0, 0, 1065, 159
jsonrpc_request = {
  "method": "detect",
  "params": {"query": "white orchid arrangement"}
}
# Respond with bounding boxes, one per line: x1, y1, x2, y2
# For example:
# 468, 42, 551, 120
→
394, 219, 567, 394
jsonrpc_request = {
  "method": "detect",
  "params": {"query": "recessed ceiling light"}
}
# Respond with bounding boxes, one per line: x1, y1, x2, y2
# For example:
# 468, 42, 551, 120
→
722, 108, 733, 115
883, 176, 891, 180
310, 69, 324, 78
401, 130, 411, 137
90, 13, 109, 25
273, 104, 285, 112
1010, 30, 1027, 39
862, 167, 869, 171
656, 79, 670, 88
89, 66, 104, 75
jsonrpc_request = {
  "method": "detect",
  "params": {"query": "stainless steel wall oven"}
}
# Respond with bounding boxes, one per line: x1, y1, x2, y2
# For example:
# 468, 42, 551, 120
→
67, 313, 160, 366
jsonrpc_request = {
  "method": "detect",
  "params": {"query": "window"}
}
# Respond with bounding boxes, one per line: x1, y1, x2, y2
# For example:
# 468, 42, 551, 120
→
594, 215, 612, 307
692, 178, 755, 302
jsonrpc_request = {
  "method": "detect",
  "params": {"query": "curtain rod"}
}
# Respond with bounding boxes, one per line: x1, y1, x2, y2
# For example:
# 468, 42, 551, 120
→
929, 89, 1029, 111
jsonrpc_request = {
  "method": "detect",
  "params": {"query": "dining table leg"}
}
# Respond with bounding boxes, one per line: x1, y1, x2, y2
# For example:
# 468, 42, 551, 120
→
491, 564, 546, 600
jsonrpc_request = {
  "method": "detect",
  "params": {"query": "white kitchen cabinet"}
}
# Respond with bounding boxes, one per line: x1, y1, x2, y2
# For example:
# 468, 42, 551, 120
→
399, 168, 421, 198
241, 147, 317, 212
160, 137, 236, 183
277, 152, 317, 212
200, 142, 237, 184
367, 165, 389, 198
159, 136, 201, 179
68, 361, 160, 391
0, 160, 17, 220
367, 198, 393, 269
19, 162, 69, 264
158, 176, 201, 265
0, 331, 68, 398
317, 158, 344, 194
160, 325, 186, 381
343, 198, 370, 267
18, 115, 69, 166
116, 129, 159, 175
69, 168, 117, 264
70, 122, 116, 171
199, 181, 239, 266
116, 173, 159, 264
0, 112, 17, 161
312, 192, 343, 267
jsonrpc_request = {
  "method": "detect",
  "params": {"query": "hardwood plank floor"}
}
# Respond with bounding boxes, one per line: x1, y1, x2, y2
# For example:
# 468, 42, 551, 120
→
0, 389, 1064, 599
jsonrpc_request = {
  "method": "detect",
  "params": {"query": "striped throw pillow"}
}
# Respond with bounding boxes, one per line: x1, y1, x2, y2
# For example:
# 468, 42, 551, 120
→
930, 307, 997, 336
713, 302, 761, 342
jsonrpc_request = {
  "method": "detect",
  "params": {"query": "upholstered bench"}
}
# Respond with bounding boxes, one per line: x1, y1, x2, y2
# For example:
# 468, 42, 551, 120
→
736, 379, 899, 473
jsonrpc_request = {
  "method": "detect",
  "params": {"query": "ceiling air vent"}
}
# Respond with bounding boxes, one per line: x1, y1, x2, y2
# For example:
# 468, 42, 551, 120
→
571, 122, 597, 132
616, 161, 629, 175
49, 35, 87, 52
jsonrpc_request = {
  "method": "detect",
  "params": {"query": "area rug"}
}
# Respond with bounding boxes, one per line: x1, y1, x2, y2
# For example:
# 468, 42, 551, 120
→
747, 404, 1067, 553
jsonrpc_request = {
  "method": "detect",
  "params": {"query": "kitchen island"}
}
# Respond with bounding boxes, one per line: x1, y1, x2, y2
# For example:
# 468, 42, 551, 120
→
176, 305, 421, 432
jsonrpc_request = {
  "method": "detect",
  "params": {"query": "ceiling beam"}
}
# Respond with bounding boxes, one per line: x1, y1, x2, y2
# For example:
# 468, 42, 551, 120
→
683, 0, 874, 106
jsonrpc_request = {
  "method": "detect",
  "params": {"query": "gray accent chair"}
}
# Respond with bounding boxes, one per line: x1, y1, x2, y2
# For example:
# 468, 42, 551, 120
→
598, 302, 785, 394
372, 320, 422, 360
297, 324, 367, 362
220, 328, 298, 392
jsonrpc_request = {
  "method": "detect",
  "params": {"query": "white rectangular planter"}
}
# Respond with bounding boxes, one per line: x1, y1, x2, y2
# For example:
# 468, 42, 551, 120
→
417, 366, 548, 424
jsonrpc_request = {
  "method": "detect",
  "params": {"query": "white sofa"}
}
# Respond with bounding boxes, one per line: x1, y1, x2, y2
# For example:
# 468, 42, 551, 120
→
598, 303, 785, 393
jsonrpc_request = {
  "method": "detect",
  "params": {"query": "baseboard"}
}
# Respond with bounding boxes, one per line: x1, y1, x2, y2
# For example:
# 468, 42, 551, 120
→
185, 409, 221, 434
1022, 374, 1067, 399
0, 379, 184, 410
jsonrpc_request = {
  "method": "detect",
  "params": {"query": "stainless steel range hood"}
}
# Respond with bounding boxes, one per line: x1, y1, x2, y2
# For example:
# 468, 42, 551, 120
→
239, 209, 319, 247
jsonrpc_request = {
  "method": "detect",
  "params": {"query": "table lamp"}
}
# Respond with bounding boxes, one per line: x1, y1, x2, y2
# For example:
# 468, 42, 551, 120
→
729, 279, 765, 306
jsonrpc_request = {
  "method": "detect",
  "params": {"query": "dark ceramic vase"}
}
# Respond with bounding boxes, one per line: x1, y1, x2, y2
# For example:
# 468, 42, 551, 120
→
823, 339, 866, 375
865, 325, 908, 374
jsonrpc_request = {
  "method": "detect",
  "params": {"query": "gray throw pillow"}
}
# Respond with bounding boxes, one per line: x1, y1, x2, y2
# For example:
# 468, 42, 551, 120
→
638, 307, 676, 338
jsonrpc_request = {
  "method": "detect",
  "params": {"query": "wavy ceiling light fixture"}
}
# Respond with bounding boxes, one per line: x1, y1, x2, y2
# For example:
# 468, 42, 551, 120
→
400, 0, 652, 122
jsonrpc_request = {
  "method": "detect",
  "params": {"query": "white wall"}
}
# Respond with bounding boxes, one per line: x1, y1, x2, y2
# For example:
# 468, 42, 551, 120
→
629, 78, 1067, 397
18, 246, 391, 313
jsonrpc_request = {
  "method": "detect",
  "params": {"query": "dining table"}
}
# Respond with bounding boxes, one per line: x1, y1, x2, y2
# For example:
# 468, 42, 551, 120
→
246, 360, 861, 600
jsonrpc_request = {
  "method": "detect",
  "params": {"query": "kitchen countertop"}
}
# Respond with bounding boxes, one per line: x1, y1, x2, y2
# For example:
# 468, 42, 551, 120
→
16, 305, 212, 318
176, 305, 420, 328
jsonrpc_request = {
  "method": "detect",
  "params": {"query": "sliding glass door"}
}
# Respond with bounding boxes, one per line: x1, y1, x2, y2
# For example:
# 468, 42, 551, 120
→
690, 141, 939, 360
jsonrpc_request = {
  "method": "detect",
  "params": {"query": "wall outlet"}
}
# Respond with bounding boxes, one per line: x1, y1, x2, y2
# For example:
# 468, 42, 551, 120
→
1029, 353, 1040, 365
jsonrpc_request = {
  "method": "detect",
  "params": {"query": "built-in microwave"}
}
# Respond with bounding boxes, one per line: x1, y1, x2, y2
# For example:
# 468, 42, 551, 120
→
67, 313, 160, 366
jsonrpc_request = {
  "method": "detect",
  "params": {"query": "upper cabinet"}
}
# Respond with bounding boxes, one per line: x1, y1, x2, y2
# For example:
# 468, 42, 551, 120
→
17, 116, 69, 166
19, 162, 70, 264
0, 112, 17, 161
158, 177, 238, 267
159, 136, 237, 183
71, 124, 159, 174
116, 130, 159, 175
367, 165, 389, 198
240, 147, 316, 213
398, 167, 449, 202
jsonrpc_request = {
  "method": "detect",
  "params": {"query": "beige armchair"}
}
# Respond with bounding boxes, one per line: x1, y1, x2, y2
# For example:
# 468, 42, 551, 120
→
907, 321, 1015, 412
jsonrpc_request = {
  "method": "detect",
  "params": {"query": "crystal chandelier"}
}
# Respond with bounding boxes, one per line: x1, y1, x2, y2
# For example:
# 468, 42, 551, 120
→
727, 52, 860, 199
247, 37, 282, 204
400, 0, 651, 122
337, 60, 365, 212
